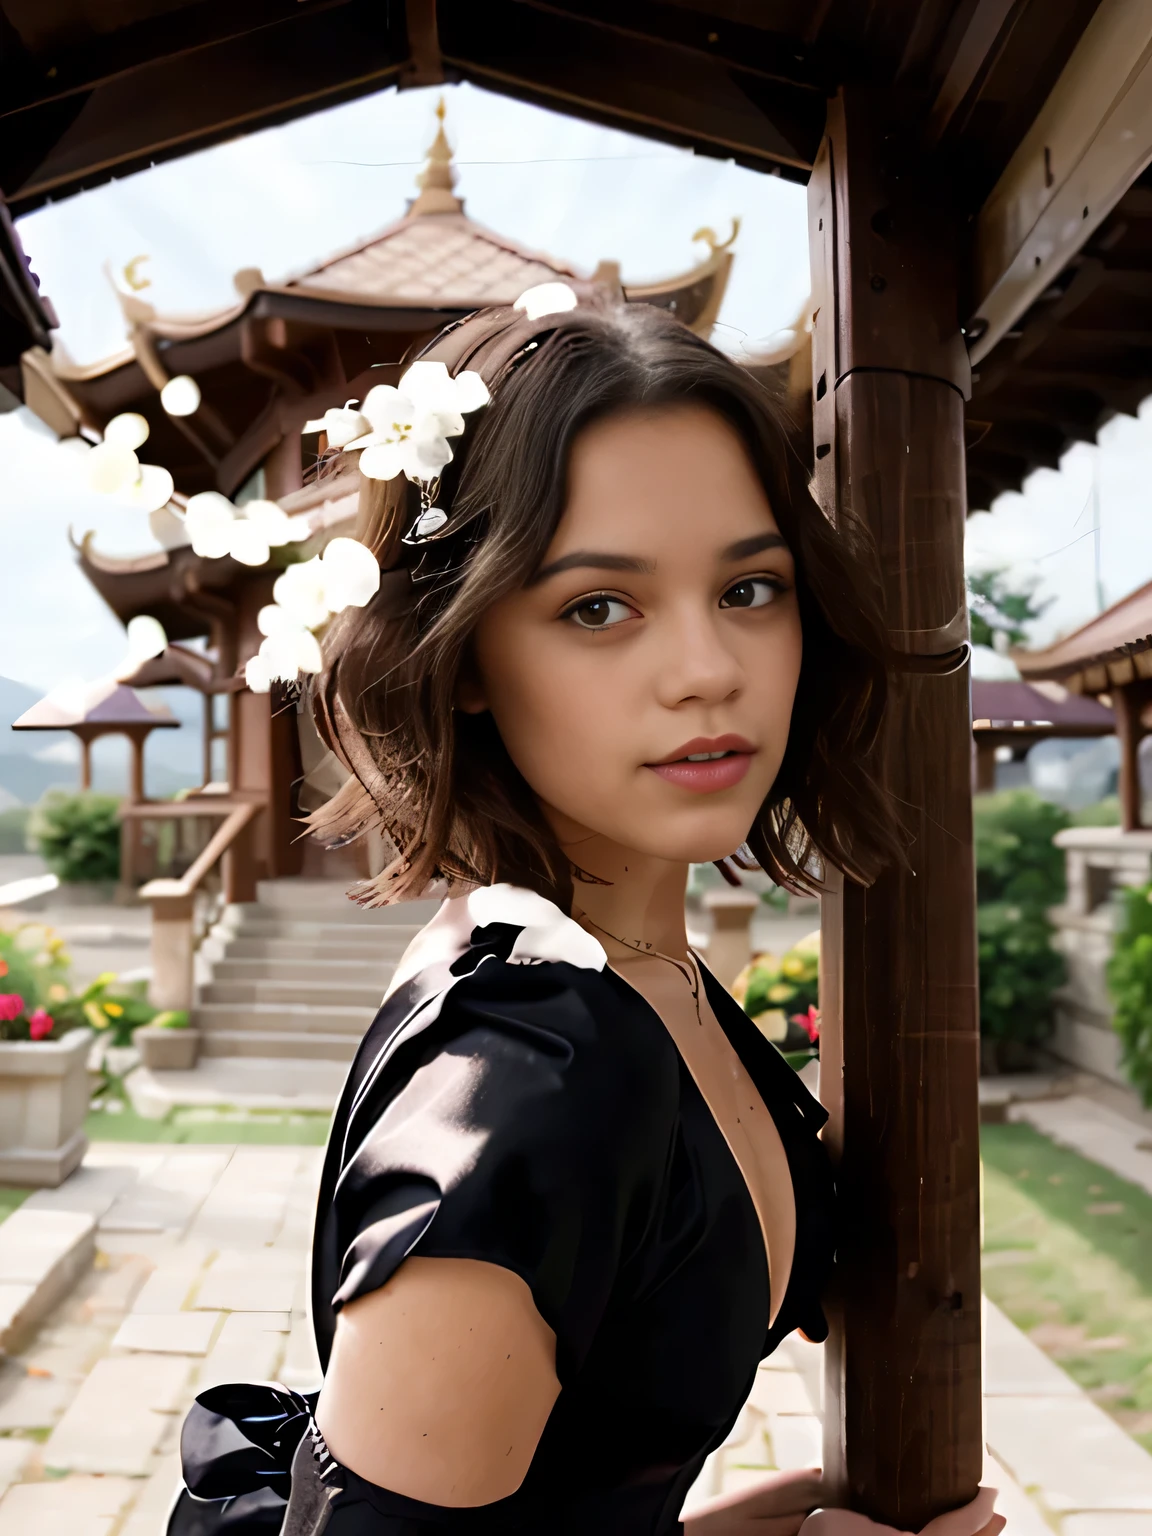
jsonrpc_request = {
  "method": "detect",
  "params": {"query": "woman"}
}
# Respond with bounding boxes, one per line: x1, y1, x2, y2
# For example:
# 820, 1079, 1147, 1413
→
172, 290, 978, 1536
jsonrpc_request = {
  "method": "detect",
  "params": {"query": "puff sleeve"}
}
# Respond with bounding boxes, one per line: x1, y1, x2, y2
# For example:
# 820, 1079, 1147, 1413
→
315, 962, 676, 1385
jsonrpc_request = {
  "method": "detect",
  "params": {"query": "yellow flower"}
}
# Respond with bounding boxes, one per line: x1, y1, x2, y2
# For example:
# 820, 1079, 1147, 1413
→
752, 1009, 789, 1042
781, 955, 806, 979
102, 1002, 124, 1018
767, 982, 795, 1003
83, 1002, 109, 1030
47, 984, 68, 1003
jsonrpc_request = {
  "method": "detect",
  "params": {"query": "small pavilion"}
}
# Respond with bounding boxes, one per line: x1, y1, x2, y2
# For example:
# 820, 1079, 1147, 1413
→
10, 678, 178, 799
970, 677, 1114, 792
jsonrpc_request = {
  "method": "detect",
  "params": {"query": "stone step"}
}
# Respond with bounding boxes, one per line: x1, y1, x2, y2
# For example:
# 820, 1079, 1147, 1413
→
201, 979, 386, 1008
229, 919, 422, 946
199, 1029, 362, 1061
221, 938, 405, 963
193, 1002, 375, 1037
212, 957, 396, 985
253, 882, 440, 923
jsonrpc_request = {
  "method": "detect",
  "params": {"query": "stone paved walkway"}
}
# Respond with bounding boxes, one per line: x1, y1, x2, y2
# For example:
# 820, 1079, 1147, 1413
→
0, 1122, 1149, 1534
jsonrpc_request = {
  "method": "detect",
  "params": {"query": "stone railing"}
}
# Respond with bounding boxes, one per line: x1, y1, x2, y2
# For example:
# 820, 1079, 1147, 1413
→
1048, 824, 1152, 1083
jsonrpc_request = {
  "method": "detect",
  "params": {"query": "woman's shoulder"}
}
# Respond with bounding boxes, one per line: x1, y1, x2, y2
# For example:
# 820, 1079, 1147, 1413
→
340, 884, 680, 1150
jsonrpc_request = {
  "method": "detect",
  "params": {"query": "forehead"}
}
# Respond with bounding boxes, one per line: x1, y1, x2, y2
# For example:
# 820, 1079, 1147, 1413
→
554, 403, 779, 556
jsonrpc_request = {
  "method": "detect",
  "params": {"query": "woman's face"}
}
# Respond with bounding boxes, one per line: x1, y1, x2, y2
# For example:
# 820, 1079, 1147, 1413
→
462, 404, 803, 868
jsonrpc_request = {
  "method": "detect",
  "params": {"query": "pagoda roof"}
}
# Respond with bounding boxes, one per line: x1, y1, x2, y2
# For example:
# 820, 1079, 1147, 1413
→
1015, 582, 1152, 696
11, 678, 179, 732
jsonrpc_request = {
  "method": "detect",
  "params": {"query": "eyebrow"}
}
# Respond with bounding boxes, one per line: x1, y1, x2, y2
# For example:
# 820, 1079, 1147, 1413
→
532, 531, 787, 584
531, 550, 656, 584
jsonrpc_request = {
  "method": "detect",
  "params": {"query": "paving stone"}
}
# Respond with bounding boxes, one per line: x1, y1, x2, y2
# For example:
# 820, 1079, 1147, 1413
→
23, 1166, 138, 1221
1063, 1517, 1152, 1535
70, 1252, 154, 1325
280, 1314, 322, 1392
746, 1367, 813, 1416
764, 1413, 822, 1471
196, 1310, 289, 1392
1013, 1096, 1152, 1197
0, 1474, 136, 1536
984, 1301, 1084, 1396
986, 1394, 1152, 1511
984, 1450, 1055, 1536
45, 1353, 191, 1475
0, 1440, 33, 1496
130, 1245, 210, 1314
0, 1359, 75, 1429
187, 1150, 300, 1248
112, 1309, 223, 1355
0, 1209, 100, 1349
194, 1248, 304, 1313
118, 1451, 185, 1536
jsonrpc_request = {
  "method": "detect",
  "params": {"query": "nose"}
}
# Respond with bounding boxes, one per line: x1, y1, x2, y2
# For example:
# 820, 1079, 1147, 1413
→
653, 601, 743, 710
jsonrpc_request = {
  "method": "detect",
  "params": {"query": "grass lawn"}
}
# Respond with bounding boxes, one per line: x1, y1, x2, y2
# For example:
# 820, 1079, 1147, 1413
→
982, 1121, 1152, 1453
86, 1103, 332, 1144
0, 1187, 30, 1222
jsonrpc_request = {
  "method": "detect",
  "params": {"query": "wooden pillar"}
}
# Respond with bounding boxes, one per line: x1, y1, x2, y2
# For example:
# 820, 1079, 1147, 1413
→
1115, 684, 1143, 831
810, 90, 982, 1529
127, 730, 147, 803
77, 734, 92, 791
202, 694, 214, 788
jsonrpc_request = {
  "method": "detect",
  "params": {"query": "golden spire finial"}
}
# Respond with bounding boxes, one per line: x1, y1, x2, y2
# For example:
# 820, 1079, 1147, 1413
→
410, 95, 464, 216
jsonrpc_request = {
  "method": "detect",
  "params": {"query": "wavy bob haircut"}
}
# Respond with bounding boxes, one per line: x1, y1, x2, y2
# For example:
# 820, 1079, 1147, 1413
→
309, 297, 896, 910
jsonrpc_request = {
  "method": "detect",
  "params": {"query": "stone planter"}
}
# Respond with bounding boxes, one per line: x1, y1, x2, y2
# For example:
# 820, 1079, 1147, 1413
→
0, 1029, 91, 1187
135, 1024, 200, 1072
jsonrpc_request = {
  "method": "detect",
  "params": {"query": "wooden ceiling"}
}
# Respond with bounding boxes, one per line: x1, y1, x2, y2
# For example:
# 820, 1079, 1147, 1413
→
6, 0, 1148, 514
0, 0, 1102, 216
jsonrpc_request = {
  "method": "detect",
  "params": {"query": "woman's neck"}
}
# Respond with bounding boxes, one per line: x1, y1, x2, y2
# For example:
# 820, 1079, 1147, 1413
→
545, 813, 690, 959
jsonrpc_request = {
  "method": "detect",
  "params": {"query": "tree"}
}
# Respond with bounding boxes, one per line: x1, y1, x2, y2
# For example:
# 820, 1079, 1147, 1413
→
966, 568, 1051, 650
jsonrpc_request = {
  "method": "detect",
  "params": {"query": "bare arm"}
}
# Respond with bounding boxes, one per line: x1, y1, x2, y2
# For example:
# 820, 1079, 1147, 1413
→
314, 1255, 561, 1507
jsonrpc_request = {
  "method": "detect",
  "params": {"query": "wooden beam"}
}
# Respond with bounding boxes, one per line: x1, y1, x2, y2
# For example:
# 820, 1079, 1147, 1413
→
811, 88, 982, 1529
1115, 683, 1145, 830
969, 0, 1152, 363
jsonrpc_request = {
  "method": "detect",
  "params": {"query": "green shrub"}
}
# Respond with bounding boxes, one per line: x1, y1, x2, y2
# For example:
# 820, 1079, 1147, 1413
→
0, 807, 31, 854
977, 902, 1066, 1044
1106, 882, 1152, 1107
1070, 796, 1121, 827
28, 791, 121, 883
973, 789, 1070, 908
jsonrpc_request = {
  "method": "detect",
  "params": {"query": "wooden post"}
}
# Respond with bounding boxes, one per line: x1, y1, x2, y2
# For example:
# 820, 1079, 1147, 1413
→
146, 888, 196, 1010
974, 739, 996, 793
810, 90, 982, 1529
77, 734, 92, 791
1115, 684, 1143, 831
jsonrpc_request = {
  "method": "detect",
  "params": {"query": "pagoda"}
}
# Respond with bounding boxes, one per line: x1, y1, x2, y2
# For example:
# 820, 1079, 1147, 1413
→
29, 104, 738, 888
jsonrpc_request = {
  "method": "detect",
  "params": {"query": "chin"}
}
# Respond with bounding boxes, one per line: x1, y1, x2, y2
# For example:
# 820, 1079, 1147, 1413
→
622, 811, 759, 867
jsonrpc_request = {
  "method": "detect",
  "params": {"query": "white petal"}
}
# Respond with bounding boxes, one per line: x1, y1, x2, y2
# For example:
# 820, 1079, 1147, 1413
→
320, 537, 381, 610
244, 654, 273, 693
184, 492, 236, 559
160, 375, 201, 416
358, 439, 410, 481
88, 442, 140, 495
273, 558, 330, 628
431, 408, 465, 439
360, 384, 412, 432
104, 412, 150, 450
124, 615, 168, 665
513, 282, 578, 321
453, 370, 490, 413
303, 406, 370, 448
409, 430, 453, 478
228, 521, 271, 567
284, 514, 313, 542
257, 603, 295, 638
260, 628, 323, 679
398, 360, 454, 412
116, 463, 175, 513
242, 499, 293, 545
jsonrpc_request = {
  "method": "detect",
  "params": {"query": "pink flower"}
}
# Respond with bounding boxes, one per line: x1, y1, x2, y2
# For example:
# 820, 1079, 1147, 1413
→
28, 1009, 53, 1042
0, 995, 24, 1024
790, 1005, 821, 1045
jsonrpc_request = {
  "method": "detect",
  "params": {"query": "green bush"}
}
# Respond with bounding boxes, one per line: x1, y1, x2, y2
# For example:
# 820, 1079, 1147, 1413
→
973, 789, 1070, 907
977, 902, 1066, 1045
1106, 883, 1152, 1107
28, 791, 121, 883
973, 790, 1071, 1054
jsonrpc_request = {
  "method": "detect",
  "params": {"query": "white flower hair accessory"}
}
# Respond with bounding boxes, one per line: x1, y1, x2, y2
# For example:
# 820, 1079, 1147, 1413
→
183, 492, 311, 566
244, 538, 382, 694
342, 360, 489, 485
63, 411, 176, 514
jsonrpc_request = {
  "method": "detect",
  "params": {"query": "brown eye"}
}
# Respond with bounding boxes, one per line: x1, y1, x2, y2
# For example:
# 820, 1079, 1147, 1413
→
721, 578, 776, 610
566, 596, 634, 630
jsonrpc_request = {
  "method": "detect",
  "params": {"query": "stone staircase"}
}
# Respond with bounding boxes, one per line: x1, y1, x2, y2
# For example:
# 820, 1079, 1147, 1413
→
192, 880, 441, 1062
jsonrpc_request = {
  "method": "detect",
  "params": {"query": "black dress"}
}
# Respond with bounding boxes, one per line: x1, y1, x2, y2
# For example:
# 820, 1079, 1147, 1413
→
172, 884, 837, 1536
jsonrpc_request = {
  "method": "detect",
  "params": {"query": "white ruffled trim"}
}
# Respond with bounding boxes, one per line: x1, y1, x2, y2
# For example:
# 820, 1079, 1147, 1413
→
385, 882, 605, 1002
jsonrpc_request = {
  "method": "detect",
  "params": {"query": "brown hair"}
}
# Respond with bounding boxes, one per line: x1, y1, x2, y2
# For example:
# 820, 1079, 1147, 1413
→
309, 298, 896, 910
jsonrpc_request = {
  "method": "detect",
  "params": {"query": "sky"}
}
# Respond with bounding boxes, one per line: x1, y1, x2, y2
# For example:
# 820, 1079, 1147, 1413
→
3, 77, 1151, 708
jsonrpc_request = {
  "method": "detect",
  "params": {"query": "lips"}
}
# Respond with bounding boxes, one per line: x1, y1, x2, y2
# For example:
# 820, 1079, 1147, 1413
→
645, 735, 756, 795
